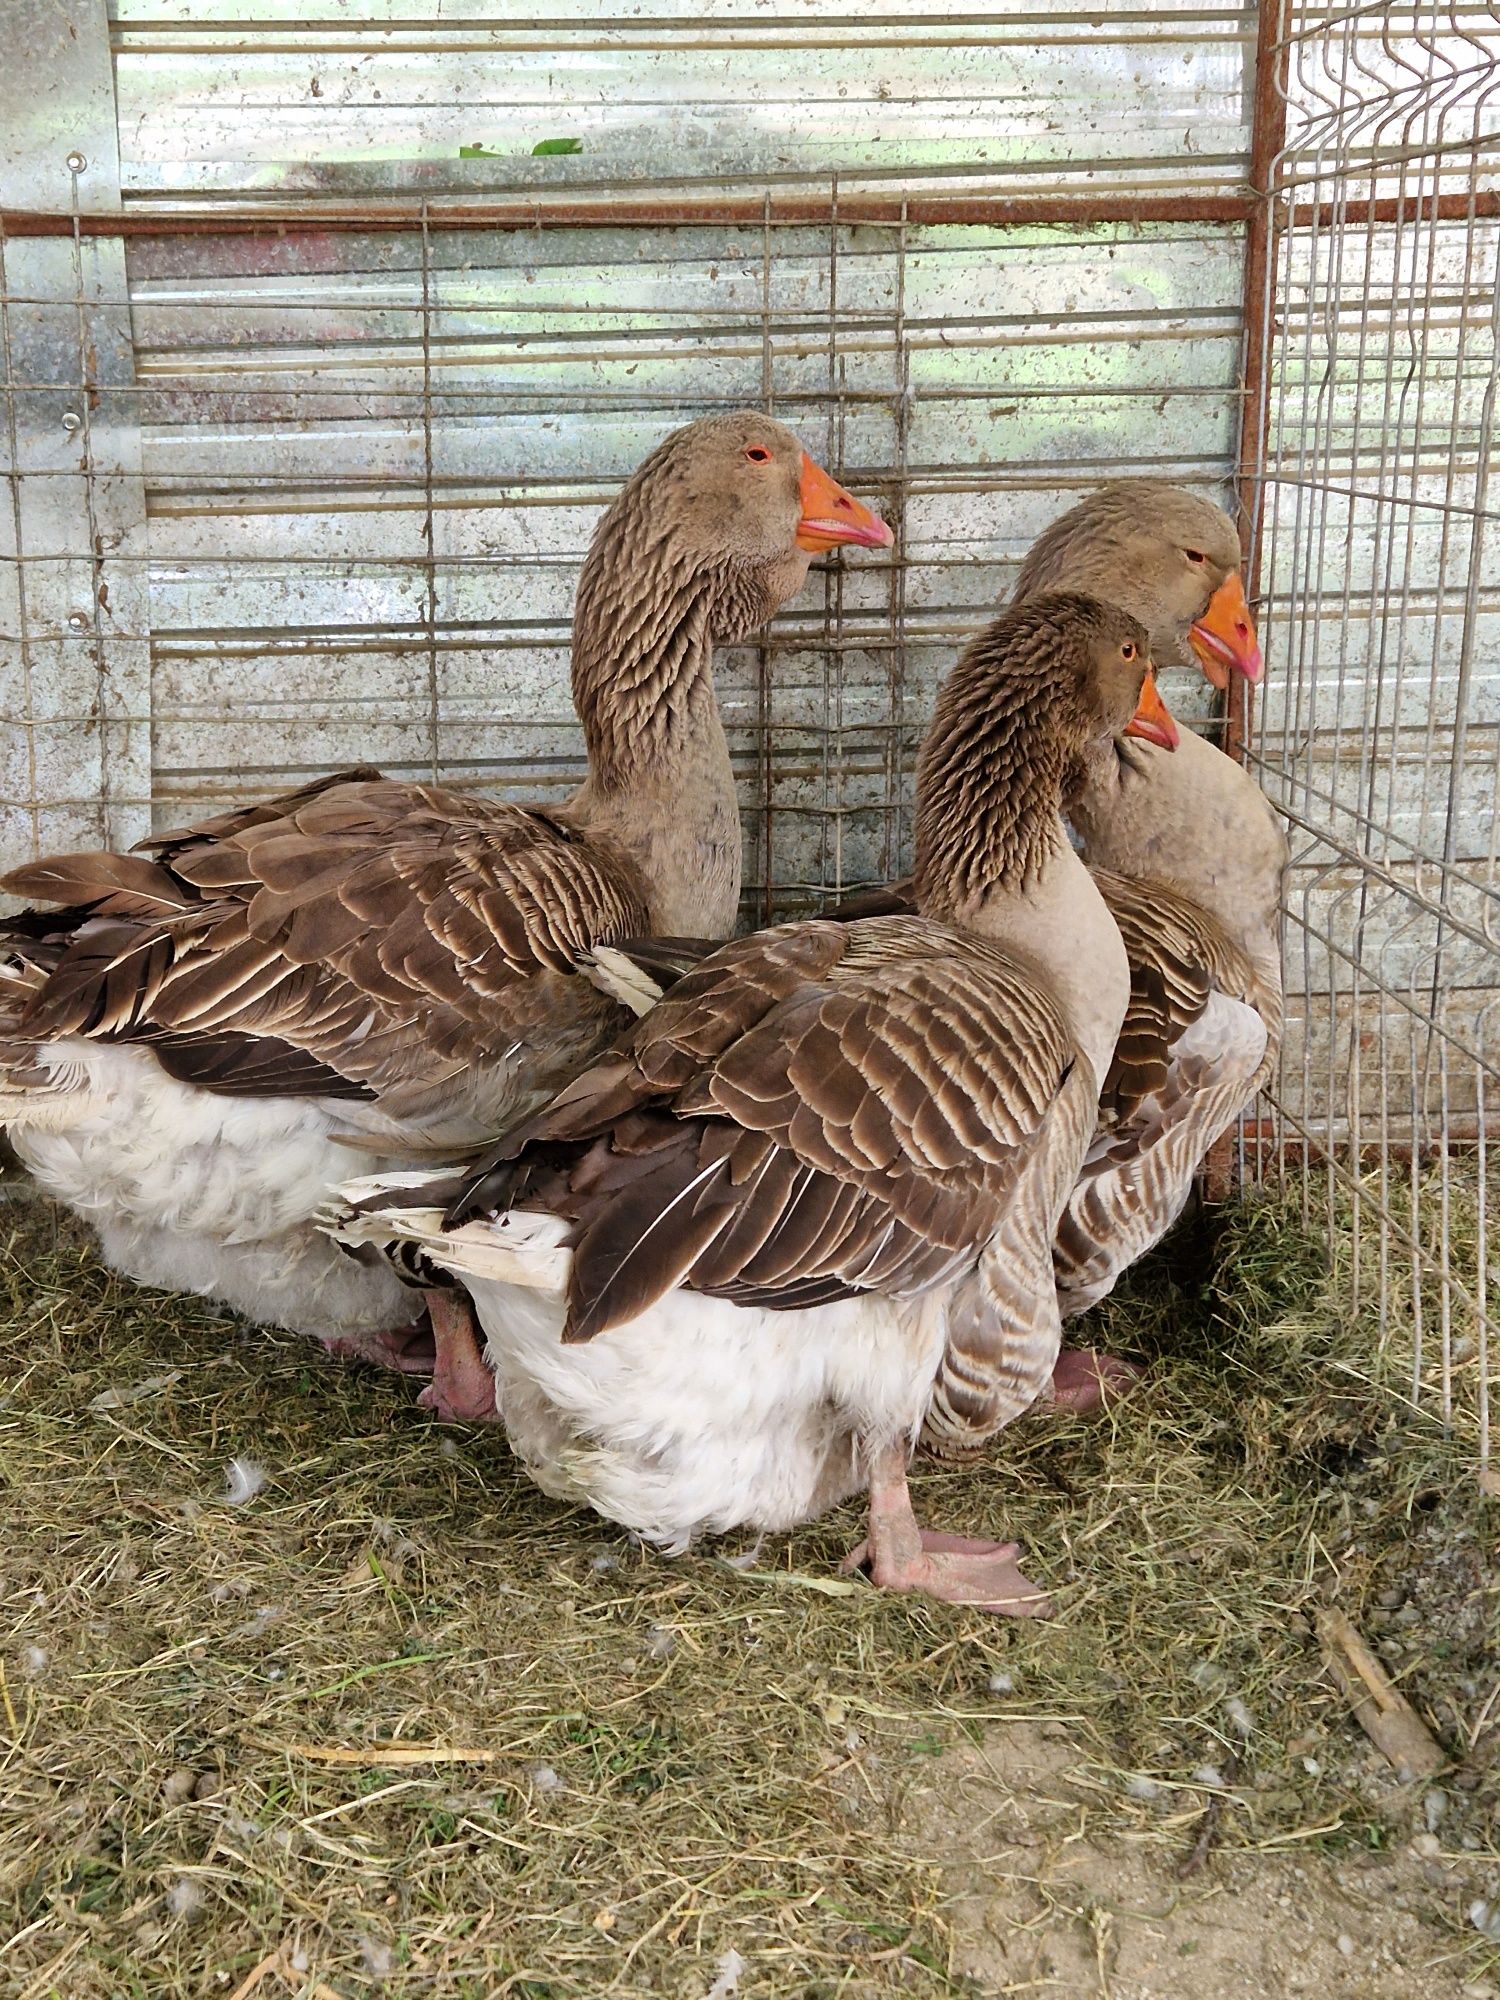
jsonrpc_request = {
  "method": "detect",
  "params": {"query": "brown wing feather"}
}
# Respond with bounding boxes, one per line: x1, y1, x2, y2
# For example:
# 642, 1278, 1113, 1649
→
1091, 869, 1256, 1140
450, 916, 1079, 1342
1, 772, 650, 1109
826, 877, 916, 923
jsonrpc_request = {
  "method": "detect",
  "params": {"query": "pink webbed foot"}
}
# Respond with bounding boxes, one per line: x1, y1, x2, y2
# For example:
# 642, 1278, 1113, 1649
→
1040, 1346, 1144, 1416
321, 1322, 437, 1376
415, 1289, 499, 1424
841, 1528, 1053, 1618
844, 1441, 1054, 1618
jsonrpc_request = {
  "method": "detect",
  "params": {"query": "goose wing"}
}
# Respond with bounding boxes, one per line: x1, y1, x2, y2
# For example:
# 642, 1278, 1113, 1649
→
1051, 870, 1269, 1313
1089, 868, 1263, 1147
449, 914, 1079, 1342
1, 771, 649, 1111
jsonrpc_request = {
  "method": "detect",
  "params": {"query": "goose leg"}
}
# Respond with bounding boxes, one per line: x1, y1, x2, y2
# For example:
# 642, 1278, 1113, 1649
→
1043, 1346, 1144, 1416
321, 1322, 438, 1375
841, 1440, 1052, 1618
416, 1290, 499, 1423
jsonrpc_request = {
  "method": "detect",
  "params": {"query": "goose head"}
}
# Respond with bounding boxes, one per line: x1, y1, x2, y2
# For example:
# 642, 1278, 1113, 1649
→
1070, 597, 1179, 755
915, 593, 1175, 907
1011, 482, 1262, 692
585, 412, 892, 647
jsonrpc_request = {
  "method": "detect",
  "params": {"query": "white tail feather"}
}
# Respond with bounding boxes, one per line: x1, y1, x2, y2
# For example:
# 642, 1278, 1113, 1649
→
322, 1176, 571, 1293
580, 946, 667, 1018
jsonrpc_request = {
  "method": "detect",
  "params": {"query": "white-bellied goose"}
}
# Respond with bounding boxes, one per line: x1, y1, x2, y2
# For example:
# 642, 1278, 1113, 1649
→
830, 481, 1283, 1411
998, 483, 1283, 1383
328, 594, 1179, 1615
0, 415, 891, 1382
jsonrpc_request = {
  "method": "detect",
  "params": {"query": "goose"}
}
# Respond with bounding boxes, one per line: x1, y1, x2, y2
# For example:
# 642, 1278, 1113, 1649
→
580, 482, 1281, 1414
957, 483, 1284, 1367
328, 592, 1179, 1614
831, 481, 1283, 1408
0, 414, 891, 1396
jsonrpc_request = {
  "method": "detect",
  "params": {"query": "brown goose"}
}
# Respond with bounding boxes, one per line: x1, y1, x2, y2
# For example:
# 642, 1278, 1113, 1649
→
329, 593, 1177, 1614
833, 481, 1282, 1404
413, 482, 1281, 1421
0, 414, 890, 1388
989, 482, 1283, 1370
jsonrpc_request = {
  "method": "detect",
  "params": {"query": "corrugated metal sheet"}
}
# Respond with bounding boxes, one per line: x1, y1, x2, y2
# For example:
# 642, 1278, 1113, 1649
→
2, 0, 1256, 919
108, 1, 1255, 202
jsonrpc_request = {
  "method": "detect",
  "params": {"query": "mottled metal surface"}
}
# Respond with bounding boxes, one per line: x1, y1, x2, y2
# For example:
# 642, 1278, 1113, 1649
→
0, 3, 150, 866
0, 0, 121, 216
2, 4, 1258, 904
107, 0, 1255, 203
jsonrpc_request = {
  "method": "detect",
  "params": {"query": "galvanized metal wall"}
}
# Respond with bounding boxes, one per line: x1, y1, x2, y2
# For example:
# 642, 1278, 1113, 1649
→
3, 0, 1255, 917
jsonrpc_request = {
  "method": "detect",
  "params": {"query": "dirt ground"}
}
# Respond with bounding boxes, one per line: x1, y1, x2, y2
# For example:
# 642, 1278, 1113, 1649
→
908, 1723, 1495, 2000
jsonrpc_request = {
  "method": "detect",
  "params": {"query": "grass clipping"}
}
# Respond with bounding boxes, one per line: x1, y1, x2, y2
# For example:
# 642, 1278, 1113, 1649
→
0, 1167, 1495, 1998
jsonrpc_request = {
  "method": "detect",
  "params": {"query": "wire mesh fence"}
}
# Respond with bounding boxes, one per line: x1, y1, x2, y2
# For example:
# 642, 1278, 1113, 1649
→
1245, 0, 1499, 1475
0, 1, 1496, 1468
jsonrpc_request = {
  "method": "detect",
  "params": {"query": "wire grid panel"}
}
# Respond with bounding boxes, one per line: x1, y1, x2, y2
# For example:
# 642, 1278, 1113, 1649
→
1246, 1, 1500, 1464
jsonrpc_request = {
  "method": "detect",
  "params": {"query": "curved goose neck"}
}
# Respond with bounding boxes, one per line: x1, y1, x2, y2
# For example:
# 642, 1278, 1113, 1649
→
571, 527, 725, 795
913, 610, 1129, 1087
566, 496, 800, 938
912, 619, 1077, 912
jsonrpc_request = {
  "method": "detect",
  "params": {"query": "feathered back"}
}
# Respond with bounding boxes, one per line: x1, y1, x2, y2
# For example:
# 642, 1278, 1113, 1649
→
447, 918, 1078, 1345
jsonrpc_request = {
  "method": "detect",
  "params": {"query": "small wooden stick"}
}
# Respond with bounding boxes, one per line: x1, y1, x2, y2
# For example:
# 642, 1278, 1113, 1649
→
1177, 1753, 1240, 1880
1316, 1608, 1447, 1781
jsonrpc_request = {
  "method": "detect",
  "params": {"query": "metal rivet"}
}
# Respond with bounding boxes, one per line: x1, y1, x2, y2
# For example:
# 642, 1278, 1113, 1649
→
61, 410, 82, 433
66, 152, 87, 174
67, 612, 89, 633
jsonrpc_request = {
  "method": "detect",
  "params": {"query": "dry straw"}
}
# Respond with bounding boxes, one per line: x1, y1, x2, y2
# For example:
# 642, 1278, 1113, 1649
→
0, 1166, 1494, 1997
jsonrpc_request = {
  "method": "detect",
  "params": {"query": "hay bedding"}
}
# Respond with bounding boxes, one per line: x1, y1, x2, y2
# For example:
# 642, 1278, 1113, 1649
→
0, 1164, 1494, 1998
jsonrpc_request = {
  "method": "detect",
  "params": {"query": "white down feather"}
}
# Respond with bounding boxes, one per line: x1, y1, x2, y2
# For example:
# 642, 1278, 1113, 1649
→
325, 1184, 948, 1551
12, 1040, 422, 1341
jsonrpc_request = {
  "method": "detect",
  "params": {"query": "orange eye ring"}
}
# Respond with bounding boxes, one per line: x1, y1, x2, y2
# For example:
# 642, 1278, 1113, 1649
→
1121, 641, 1138, 661
745, 445, 772, 463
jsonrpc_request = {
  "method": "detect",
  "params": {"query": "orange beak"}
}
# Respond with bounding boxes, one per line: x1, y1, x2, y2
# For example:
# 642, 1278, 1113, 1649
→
1188, 571, 1263, 689
795, 452, 894, 553
1124, 667, 1179, 752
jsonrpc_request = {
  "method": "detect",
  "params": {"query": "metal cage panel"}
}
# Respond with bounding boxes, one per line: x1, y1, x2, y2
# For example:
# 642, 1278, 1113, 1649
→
2, 2, 1498, 1464
1246, 1, 1499, 1468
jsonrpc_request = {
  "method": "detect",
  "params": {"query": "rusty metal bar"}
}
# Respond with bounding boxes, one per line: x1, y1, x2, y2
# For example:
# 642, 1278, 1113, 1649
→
1230, 0, 1295, 754
6, 191, 1496, 242
0, 192, 1256, 238
1205, 0, 1295, 1203
1237, 1118, 1500, 1164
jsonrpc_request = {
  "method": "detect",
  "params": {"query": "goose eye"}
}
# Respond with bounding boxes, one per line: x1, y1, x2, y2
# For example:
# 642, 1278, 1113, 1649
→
1185, 548, 1208, 564
744, 445, 772, 463
1121, 641, 1137, 662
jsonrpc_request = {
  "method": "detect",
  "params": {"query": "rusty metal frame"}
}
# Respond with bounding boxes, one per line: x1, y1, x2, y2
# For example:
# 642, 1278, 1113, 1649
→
1202, 0, 1294, 1199
3, 191, 1496, 241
